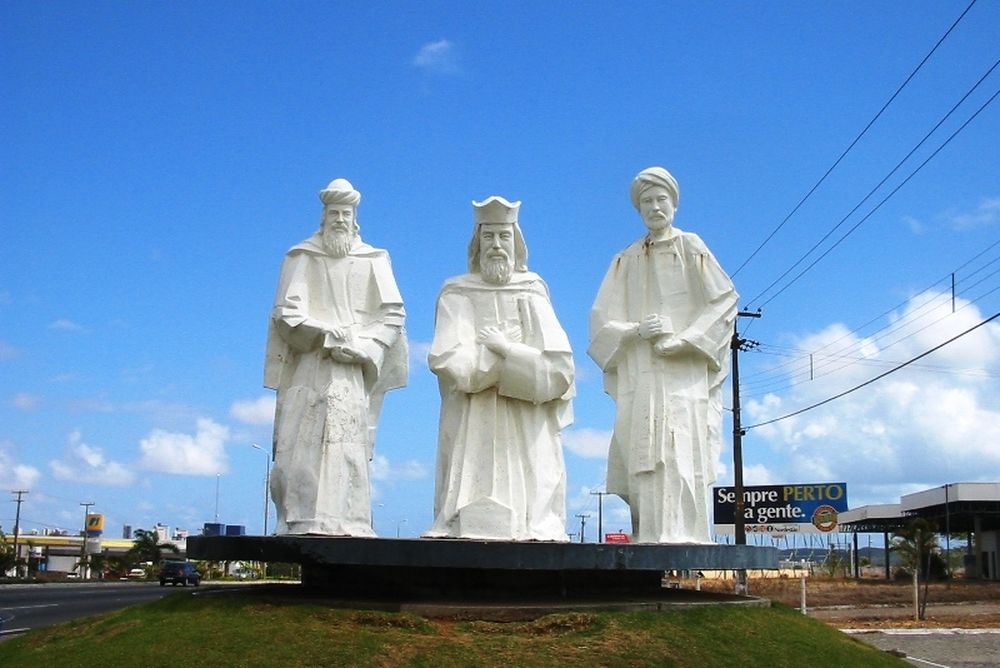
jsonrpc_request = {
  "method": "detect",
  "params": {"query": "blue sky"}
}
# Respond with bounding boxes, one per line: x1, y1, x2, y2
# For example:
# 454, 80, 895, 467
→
2, 2, 998, 543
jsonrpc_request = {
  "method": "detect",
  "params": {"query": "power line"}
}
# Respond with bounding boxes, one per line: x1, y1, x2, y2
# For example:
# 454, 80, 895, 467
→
746, 61, 1000, 308
745, 311, 1000, 430
737, 245, 1000, 391
745, 273, 1000, 396
741, 282, 1000, 398
731, 0, 980, 278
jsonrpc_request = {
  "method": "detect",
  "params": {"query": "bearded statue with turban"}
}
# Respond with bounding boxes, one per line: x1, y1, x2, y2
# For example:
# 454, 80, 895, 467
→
588, 167, 737, 543
264, 178, 407, 536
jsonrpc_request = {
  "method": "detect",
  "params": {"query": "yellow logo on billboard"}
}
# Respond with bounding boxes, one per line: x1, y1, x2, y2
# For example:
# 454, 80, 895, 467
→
86, 513, 105, 533
811, 505, 838, 532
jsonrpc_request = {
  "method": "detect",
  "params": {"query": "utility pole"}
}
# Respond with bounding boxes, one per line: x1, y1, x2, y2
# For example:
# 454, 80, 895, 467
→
80, 501, 95, 580
11, 490, 28, 578
575, 514, 590, 544
731, 309, 761, 596
590, 490, 611, 543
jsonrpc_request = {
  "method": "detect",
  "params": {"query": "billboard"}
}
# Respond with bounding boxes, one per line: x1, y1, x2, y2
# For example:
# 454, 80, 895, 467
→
713, 483, 848, 535
85, 513, 104, 537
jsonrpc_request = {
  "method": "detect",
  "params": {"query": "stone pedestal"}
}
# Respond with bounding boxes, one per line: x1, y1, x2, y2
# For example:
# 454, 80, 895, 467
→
187, 535, 778, 600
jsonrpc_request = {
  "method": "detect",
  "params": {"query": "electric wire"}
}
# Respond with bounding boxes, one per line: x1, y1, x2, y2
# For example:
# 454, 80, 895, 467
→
738, 246, 1000, 391
744, 238, 999, 366
746, 62, 1000, 309
744, 311, 1000, 430
757, 266, 1000, 390
731, 0, 979, 278
742, 280, 1000, 398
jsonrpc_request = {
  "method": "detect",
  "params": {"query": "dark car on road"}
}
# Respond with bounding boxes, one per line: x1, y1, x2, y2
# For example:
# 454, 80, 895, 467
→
158, 561, 202, 587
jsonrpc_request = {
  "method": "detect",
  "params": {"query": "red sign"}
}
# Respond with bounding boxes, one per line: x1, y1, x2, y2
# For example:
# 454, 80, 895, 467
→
605, 532, 630, 543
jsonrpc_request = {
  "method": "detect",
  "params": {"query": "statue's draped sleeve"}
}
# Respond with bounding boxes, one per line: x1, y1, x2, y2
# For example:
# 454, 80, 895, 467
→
429, 277, 574, 427
588, 252, 635, 398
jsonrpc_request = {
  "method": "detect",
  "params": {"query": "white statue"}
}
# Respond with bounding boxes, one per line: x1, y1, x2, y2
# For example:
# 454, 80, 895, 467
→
424, 196, 574, 541
589, 167, 737, 543
264, 178, 407, 536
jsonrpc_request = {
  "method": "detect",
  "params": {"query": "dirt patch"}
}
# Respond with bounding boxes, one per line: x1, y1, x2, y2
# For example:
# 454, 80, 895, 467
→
698, 577, 1000, 630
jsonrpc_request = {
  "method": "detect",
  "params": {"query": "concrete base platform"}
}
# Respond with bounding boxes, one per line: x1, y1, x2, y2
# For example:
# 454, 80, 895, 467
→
188, 536, 778, 601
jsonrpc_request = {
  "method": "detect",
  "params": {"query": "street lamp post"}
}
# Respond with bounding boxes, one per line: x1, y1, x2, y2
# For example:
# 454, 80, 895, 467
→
251, 443, 271, 535
80, 502, 95, 579
214, 474, 221, 523
396, 519, 407, 538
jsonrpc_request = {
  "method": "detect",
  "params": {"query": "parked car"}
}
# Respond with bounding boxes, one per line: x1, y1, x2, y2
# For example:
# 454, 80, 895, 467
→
158, 561, 201, 587
127, 568, 147, 579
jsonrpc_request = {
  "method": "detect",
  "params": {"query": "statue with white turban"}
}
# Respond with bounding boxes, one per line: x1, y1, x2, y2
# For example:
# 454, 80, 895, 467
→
589, 167, 737, 543
264, 178, 407, 535
425, 196, 574, 541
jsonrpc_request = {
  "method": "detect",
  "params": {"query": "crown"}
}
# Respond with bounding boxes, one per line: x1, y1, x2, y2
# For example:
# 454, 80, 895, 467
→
472, 196, 520, 225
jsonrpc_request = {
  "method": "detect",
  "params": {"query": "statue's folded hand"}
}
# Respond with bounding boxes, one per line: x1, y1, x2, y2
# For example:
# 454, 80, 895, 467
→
653, 337, 688, 357
477, 325, 512, 356
325, 326, 347, 340
639, 313, 671, 340
329, 344, 368, 364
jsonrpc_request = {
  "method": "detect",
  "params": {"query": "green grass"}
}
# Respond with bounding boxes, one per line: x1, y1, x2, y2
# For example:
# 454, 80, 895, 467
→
0, 591, 905, 667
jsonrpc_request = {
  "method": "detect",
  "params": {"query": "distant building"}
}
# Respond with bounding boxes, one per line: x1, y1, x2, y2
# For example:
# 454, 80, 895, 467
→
154, 523, 169, 543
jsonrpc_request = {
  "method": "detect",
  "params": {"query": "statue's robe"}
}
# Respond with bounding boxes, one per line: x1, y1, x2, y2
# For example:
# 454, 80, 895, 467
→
264, 233, 406, 536
425, 272, 574, 541
589, 227, 736, 543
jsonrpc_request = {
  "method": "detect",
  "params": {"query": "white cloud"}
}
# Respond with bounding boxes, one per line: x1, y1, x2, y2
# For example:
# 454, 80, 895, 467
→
573, 358, 597, 383
562, 428, 612, 458
138, 418, 230, 476
0, 440, 41, 489
413, 39, 459, 74
67, 398, 115, 413
10, 393, 41, 410
408, 340, 432, 368
743, 463, 777, 485
949, 197, 1000, 230
744, 295, 1000, 496
229, 396, 275, 425
902, 215, 925, 235
49, 429, 135, 486
0, 341, 18, 361
371, 454, 429, 482
48, 318, 85, 332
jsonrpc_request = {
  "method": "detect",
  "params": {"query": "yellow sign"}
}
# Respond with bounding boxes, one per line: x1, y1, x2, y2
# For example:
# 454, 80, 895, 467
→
86, 513, 105, 535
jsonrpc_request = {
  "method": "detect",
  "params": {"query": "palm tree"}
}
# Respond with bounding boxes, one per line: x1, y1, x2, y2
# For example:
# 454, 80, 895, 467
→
892, 518, 939, 573
128, 528, 179, 565
892, 518, 939, 619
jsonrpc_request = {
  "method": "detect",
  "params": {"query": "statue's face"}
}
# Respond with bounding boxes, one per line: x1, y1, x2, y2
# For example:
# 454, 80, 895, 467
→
479, 223, 515, 285
323, 204, 355, 231
638, 185, 676, 233
479, 223, 515, 261
321, 204, 357, 257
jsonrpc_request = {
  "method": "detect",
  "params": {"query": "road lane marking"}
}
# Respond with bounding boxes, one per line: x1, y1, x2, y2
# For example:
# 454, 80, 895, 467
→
0, 604, 59, 611
907, 657, 951, 668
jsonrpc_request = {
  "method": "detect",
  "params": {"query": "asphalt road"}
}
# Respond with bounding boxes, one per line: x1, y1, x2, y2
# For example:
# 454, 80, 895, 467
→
849, 628, 1000, 668
0, 582, 189, 639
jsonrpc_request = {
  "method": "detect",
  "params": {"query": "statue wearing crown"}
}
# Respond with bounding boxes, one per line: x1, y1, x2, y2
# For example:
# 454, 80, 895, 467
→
424, 196, 574, 541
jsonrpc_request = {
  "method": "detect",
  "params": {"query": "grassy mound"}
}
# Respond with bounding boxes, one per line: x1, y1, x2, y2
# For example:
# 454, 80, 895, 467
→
0, 590, 904, 667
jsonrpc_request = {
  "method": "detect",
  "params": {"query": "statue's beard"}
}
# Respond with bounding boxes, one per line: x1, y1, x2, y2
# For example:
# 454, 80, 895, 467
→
323, 228, 355, 258
482, 255, 514, 285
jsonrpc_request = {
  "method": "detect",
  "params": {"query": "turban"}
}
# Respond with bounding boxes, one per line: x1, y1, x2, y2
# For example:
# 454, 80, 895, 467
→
318, 178, 361, 206
629, 167, 680, 210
